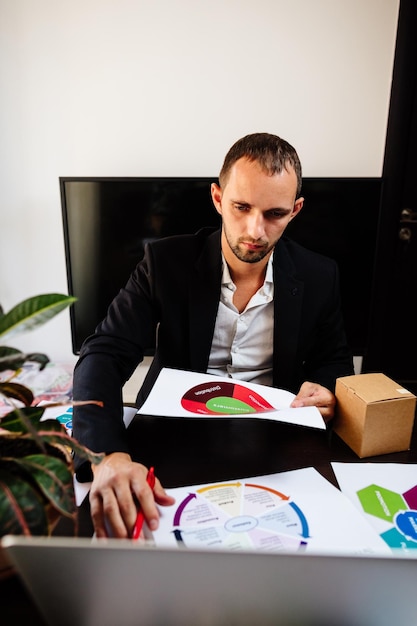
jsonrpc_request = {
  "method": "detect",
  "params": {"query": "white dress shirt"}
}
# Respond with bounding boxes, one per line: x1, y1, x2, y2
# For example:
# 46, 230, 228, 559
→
207, 253, 274, 386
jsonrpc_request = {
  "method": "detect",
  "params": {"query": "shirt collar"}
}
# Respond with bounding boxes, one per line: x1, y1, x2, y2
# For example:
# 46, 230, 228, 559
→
221, 251, 274, 287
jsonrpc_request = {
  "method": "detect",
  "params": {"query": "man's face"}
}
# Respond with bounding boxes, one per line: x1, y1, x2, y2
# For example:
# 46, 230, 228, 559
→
211, 157, 303, 264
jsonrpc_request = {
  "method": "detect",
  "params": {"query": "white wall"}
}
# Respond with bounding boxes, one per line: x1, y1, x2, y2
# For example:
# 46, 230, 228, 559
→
0, 0, 399, 362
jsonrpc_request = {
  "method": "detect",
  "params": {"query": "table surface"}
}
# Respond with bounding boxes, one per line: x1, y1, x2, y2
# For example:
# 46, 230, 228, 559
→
3, 414, 417, 625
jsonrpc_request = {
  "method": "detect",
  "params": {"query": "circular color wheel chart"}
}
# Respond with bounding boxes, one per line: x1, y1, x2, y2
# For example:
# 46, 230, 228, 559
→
181, 381, 275, 416
172, 480, 310, 552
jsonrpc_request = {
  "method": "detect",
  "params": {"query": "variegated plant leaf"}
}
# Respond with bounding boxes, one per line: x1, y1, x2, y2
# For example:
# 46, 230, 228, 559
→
0, 468, 48, 536
0, 382, 34, 406
0, 406, 45, 434
0, 351, 50, 373
9, 454, 76, 518
39, 428, 104, 466
0, 294, 76, 342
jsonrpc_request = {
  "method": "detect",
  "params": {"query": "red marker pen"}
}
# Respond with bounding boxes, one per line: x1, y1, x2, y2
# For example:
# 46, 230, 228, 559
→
132, 466, 155, 540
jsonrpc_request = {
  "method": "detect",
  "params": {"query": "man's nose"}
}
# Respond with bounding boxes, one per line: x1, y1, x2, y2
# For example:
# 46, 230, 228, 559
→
246, 212, 266, 239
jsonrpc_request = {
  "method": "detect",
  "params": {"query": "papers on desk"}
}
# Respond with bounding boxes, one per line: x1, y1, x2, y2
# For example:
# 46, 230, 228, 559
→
137, 368, 325, 430
40, 403, 73, 434
0, 361, 73, 417
332, 463, 417, 554
149, 467, 390, 555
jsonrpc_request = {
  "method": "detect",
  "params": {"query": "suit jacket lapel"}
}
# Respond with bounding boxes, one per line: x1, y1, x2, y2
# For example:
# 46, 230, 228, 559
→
188, 230, 222, 371
272, 242, 304, 389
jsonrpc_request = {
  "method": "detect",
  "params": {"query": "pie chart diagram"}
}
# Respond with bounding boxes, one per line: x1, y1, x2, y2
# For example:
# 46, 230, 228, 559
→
181, 381, 275, 416
171, 480, 310, 552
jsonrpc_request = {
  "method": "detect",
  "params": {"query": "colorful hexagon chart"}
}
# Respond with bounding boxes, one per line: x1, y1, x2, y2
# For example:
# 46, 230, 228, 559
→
54, 406, 73, 434
357, 483, 417, 550
357, 484, 407, 522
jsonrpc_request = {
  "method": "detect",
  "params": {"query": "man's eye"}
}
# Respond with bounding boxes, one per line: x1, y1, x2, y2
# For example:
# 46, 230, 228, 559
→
235, 204, 249, 212
267, 210, 286, 219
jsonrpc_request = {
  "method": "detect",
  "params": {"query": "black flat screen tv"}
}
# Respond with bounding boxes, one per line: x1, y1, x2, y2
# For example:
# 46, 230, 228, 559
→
60, 176, 382, 356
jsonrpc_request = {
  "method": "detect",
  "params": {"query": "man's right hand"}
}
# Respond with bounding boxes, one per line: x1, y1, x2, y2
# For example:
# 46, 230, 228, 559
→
89, 452, 175, 538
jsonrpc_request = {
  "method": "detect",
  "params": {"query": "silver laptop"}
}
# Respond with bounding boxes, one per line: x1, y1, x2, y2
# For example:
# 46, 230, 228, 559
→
3, 534, 417, 626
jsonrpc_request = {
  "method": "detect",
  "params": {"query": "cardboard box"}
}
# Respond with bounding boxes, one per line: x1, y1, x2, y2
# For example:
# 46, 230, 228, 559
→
333, 373, 416, 458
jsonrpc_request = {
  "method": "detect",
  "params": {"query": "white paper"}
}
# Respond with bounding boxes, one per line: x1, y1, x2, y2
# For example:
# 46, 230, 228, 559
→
148, 468, 390, 555
332, 462, 417, 554
137, 368, 325, 430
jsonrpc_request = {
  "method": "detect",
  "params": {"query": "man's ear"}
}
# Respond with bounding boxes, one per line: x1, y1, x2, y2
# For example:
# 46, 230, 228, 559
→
211, 183, 223, 216
289, 197, 304, 221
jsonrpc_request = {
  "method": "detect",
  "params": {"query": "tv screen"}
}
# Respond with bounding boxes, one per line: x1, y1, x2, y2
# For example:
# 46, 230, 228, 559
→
60, 176, 382, 356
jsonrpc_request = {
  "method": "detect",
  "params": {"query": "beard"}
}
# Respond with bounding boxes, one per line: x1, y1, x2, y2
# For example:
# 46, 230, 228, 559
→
224, 230, 276, 264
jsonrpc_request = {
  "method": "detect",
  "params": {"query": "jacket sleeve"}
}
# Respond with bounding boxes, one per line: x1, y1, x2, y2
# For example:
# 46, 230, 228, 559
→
272, 239, 354, 394
297, 255, 354, 392
72, 247, 158, 480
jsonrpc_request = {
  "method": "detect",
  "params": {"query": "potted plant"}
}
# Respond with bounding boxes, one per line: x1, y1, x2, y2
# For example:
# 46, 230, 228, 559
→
0, 294, 103, 577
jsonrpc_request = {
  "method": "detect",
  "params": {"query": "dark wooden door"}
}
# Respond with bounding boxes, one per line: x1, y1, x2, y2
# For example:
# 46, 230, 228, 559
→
363, 0, 417, 394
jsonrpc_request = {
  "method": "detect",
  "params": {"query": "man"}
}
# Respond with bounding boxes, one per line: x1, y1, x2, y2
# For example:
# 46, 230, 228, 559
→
73, 132, 354, 538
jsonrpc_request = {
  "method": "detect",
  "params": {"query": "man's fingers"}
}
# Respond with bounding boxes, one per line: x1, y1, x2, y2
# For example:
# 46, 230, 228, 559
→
130, 476, 170, 533
89, 454, 176, 539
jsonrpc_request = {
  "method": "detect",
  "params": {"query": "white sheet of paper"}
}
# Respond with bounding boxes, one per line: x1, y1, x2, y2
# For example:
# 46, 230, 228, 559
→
332, 462, 417, 554
148, 467, 390, 555
137, 368, 325, 429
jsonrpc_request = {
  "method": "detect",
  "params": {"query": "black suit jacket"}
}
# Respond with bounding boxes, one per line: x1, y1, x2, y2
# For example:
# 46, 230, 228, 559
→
73, 228, 353, 477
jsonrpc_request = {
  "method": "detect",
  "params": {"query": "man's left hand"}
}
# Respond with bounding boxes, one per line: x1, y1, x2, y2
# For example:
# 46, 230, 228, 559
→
290, 381, 336, 423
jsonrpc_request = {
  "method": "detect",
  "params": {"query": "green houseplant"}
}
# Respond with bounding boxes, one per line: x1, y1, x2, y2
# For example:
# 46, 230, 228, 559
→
0, 294, 103, 543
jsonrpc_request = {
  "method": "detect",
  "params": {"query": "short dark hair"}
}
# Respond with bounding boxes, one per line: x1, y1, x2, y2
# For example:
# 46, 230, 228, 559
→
219, 132, 302, 197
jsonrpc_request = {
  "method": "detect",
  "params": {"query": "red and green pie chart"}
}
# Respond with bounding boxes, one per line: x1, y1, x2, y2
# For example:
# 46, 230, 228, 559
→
181, 381, 275, 416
